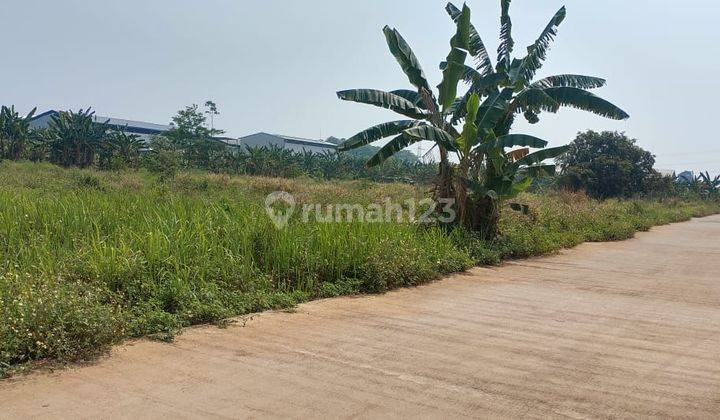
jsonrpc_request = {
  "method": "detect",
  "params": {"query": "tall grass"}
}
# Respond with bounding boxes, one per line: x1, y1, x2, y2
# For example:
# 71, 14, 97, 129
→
1, 161, 718, 375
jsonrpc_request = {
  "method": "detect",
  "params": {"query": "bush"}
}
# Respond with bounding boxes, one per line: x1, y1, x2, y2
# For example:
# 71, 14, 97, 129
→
0, 274, 124, 373
557, 131, 657, 199
141, 137, 182, 180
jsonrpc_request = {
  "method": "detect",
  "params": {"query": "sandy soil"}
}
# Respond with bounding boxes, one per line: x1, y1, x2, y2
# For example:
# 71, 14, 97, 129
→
1, 215, 720, 419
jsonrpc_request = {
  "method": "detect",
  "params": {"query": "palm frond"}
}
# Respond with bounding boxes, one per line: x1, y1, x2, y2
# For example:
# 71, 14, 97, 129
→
403, 125, 458, 152
511, 88, 560, 114
543, 87, 629, 120
451, 72, 507, 124
337, 89, 428, 119
383, 27, 431, 92
440, 62, 481, 84
456, 92, 481, 155
446, 2, 494, 75
531, 74, 606, 89
512, 145, 569, 169
438, 4, 471, 110
475, 134, 548, 154
476, 88, 514, 134
340, 120, 421, 151
497, 0, 514, 71
496, 134, 548, 149
390, 89, 428, 109
517, 7, 566, 82
366, 133, 419, 167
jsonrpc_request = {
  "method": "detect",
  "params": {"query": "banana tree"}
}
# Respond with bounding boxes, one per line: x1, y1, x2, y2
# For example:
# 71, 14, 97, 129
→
697, 171, 720, 199
451, 91, 565, 234
103, 129, 144, 168
337, 1, 628, 238
43, 109, 109, 168
0, 106, 37, 160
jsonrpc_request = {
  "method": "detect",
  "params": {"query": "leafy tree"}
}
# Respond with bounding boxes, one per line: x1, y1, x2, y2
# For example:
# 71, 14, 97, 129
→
0, 106, 36, 160
165, 104, 226, 168
557, 131, 655, 199
337, 1, 628, 238
141, 136, 183, 180
644, 172, 678, 200
204, 100, 219, 131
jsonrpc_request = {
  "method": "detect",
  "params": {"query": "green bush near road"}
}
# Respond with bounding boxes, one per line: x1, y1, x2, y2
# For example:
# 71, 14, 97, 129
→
1, 161, 718, 376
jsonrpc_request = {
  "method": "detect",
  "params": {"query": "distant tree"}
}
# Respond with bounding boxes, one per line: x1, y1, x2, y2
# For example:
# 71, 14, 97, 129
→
644, 171, 678, 199
204, 100, 219, 131
0, 106, 36, 160
557, 131, 655, 199
165, 104, 226, 168
141, 136, 183, 180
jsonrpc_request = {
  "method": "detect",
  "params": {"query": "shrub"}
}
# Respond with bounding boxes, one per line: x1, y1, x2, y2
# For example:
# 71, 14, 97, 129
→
557, 131, 656, 199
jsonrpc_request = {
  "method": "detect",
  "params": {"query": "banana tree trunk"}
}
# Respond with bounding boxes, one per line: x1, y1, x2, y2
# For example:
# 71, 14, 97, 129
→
469, 196, 500, 240
455, 159, 471, 227
435, 146, 455, 209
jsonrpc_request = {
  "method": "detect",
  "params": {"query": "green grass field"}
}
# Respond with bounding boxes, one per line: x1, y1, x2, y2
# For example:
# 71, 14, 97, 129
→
1, 161, 718, 376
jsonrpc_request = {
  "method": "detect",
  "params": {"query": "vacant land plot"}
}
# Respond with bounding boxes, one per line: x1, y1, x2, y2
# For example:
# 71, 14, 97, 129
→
1, 161, 719, 375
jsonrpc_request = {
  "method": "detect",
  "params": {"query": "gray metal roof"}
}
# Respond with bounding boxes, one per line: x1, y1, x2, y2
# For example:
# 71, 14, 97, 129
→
233, 132, 337, 149
30, 110, 171, 135
93, 115, 171, 133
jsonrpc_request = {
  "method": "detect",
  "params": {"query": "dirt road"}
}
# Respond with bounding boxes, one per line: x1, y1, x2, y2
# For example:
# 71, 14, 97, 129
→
2, 216, 720, 419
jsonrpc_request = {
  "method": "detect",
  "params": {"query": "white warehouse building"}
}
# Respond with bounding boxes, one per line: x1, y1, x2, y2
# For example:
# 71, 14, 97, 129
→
29, 110, 172, 143
220, 133, 337, 154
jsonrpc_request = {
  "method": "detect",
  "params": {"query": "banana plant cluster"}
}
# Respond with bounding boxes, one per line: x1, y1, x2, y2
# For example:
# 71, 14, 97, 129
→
337, 1, 628, 238
208, 145, 437, 183
41, 108, 111, 168
98, 130, 145, 169
0, 106, 37, 160
696, 172, 720, 199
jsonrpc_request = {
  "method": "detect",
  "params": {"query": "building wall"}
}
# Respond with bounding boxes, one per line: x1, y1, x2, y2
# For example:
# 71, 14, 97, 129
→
233, 133, 336, 154
28, 114, 55, 131
238, 133, 284, 149
283, 141, 335, 154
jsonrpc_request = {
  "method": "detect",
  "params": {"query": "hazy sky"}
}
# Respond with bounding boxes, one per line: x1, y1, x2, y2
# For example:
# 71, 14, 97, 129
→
2, 0, 719, 173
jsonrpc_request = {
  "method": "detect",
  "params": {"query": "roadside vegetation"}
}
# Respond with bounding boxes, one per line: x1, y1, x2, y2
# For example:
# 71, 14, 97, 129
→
1, 162, 719, 376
